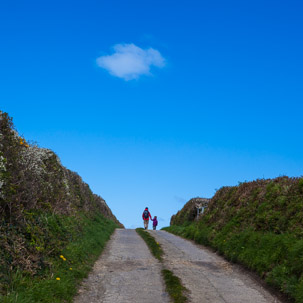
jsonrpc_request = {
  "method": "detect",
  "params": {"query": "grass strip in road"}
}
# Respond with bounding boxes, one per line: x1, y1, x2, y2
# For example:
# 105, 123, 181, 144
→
136, 228, 163, 261
162, 269, 188, 303
136, 228, 188, 303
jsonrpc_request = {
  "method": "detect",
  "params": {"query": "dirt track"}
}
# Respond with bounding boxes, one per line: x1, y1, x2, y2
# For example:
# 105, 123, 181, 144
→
74, 229, 283, 303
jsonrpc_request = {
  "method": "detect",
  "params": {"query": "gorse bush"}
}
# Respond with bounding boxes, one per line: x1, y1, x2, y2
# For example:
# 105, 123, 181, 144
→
165, 176, 303, 302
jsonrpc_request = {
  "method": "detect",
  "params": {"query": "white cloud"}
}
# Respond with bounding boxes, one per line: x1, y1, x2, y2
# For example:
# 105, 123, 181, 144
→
96, 43, 165, 80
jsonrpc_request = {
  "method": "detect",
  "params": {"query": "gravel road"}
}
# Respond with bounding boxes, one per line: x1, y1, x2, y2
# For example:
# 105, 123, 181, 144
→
150, 230, 283, 303
74, 228, 283, 303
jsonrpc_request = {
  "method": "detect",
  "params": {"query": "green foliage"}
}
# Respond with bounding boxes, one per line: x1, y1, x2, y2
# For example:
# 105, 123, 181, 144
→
165, 176, 303, 302
136, 228, 163, 261
0, 111, 121, 224
162, 269, 188, 303
0, 213, 117, 303
165, 224, 303, 301
298, 179, 303, 192
170, 198, 209, 226
0, 111, 121, 302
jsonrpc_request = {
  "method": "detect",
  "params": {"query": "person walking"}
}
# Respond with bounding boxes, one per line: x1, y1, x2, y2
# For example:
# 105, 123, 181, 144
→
151, 216, 158, 230
142, 207, 152, 230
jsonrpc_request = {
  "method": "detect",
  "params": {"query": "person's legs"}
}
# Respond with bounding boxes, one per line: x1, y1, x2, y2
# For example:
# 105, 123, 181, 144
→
153, 226, 156, 230
144, 220, 148, 229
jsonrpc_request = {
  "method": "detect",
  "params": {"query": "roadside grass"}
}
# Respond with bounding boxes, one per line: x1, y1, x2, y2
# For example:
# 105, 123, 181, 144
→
0, 213, 118, 303
163, 224, 302, 302
136, 228, 188, 303
164, 177, 303, 303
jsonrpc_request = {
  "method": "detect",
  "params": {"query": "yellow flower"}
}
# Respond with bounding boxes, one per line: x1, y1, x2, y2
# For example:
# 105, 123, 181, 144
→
56, 277, 60, 281
63, 257, 66, 261
60, 255, 64, 259
69, 268, 73, 270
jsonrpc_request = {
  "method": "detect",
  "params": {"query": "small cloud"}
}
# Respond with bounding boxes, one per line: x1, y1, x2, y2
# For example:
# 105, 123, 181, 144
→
174, 196, 187, 204
96, 43, 165, 80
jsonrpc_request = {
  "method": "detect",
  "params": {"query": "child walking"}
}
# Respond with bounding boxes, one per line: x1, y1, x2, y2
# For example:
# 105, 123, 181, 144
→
151, 216, 158, 230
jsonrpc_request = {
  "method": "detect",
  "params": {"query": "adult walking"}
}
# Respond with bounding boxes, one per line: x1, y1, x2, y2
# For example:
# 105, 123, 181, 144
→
142, 207, 152, 230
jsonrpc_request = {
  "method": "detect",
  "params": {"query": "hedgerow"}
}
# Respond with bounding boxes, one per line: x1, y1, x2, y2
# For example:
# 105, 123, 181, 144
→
0, 111, 121, 301
165, 176, 303, 302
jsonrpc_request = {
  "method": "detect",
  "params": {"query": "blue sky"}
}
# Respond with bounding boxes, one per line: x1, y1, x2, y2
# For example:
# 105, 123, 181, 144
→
1, 0, 303, 228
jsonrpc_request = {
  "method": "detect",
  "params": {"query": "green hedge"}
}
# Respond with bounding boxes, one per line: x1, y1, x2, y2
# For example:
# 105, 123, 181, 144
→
165, 176, 303, 302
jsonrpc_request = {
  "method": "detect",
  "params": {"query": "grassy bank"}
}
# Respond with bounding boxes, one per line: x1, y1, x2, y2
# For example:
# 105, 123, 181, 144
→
136, 228, 188, 303
163, 224, 303, 301
0, 111, 121, 302
164, 177, 303, 303
0, 213, 117, 303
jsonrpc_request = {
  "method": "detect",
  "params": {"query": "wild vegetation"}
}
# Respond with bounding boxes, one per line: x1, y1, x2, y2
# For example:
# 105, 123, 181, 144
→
0, 111, 122, 302
165, 177, 303, 303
